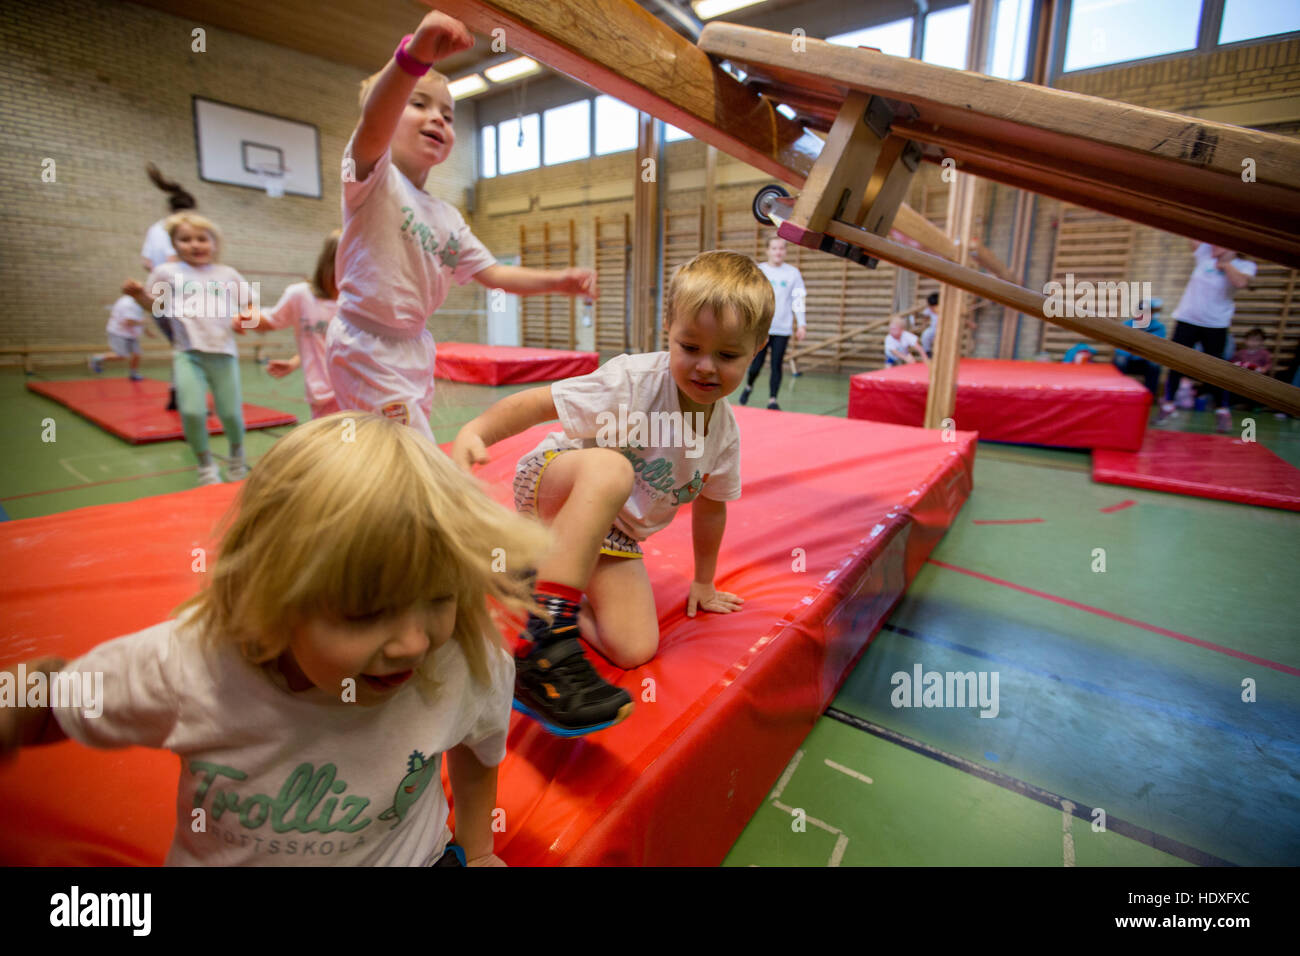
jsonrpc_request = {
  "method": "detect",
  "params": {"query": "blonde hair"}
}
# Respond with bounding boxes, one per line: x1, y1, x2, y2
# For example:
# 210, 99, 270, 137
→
164, 212, 222, 261
178, 412, 550, 689
311, 229, 341, 300
358, 68, 449, 110
665, 250, 774, 344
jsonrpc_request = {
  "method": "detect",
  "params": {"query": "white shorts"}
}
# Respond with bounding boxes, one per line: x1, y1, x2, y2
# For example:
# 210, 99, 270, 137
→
326, 316, 436, 440
107, 333, 140, 357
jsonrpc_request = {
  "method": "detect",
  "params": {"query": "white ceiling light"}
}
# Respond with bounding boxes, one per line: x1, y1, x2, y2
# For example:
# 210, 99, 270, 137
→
448, 74, 488, 98
484, 56, 541, 83
693, 0, 767, 20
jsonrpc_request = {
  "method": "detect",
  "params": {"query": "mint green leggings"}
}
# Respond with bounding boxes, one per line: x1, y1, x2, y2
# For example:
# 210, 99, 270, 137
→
173, 350, 244, 459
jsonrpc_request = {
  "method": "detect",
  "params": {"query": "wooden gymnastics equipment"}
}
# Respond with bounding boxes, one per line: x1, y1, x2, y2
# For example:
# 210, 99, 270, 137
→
434, 0, 1300, 418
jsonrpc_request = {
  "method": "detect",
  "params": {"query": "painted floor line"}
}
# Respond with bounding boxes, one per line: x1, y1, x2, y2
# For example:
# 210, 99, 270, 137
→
2, 466, 196, 501
926, 558, 1300, 677
824, 759, 873, 785
880, 622, 1300, 758
769, 748, 804, 801
1062, 799, 1076, 867
823, 707, 1236, 867
57, 458, 91, 483
1099, 499, 1137, 513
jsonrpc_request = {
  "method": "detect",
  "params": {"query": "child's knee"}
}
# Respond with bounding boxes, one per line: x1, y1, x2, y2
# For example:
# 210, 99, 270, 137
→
579, 447, 634, 494
605, 630, 659, 670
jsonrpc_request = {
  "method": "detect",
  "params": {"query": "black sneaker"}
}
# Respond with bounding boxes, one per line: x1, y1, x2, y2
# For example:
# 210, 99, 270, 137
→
514, 637, 633, 737
165, 387, 177, 412
739, 387, 752, 405
767, 398, 781, 411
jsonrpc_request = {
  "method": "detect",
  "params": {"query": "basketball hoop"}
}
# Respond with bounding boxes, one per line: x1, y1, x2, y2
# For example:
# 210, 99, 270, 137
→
251, 163, 286, 198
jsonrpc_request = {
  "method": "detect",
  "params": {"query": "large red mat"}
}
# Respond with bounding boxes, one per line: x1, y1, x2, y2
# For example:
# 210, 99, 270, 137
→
434, 343, 599, 385
1092, 429, 1300, 511
26, 379, 297, 444
0, 408, 975, 865
849, 358, 1151, 451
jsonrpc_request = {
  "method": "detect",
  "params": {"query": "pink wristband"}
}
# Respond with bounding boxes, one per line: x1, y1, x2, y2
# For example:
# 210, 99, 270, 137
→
394, 34, 431, 77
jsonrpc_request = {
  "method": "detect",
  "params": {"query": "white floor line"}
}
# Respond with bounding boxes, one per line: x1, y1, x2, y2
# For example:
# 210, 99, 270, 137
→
772, 799, 841, 836
824, 758, 873, 785
1061, 799, 1076, 867
829, 834, 850, 867
769, 748, 804, 801
58, 458, 91, 482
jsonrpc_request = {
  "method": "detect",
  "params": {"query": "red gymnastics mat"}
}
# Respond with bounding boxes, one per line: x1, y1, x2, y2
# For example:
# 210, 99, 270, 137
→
26, 378, 297, 444
434, 342, 599, 386
1092, 429, 1300, 511
849, 358, 1151, 451
0, 408, 975, 866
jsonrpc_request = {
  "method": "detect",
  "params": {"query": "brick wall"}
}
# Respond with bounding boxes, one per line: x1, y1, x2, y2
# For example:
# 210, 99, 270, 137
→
0, 0, 479, 355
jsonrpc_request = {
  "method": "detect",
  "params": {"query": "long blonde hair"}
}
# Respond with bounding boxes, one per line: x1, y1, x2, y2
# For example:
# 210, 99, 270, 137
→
178, 413, 550, 688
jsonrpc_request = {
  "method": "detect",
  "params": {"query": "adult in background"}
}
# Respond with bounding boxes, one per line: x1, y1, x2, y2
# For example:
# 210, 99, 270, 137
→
1160, 242, 1256, 431
141, 164, 197, 410
740, 237, 805, 411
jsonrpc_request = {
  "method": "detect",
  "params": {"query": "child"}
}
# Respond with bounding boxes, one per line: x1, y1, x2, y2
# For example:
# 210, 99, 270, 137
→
884, 316, 927, 366
249, 231, 342, 419
451, 251, 773, 737
1063, 343, 1097, 364
1226, 328, 1274, 409
740, 236, 805, 410
1112, 299, 1166, 397
0, 413, 549, 866
919, 292, 940, 353
331, 10, 597, 440
88, 294, 153, 381
123, 213, 250, 486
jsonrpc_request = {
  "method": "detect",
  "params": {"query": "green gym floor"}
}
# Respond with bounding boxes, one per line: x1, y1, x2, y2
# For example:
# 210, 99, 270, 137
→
3, 359, 1298, 866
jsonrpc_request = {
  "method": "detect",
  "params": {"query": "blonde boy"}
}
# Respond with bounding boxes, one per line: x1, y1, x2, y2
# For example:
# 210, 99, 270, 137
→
452, 252, 774, 737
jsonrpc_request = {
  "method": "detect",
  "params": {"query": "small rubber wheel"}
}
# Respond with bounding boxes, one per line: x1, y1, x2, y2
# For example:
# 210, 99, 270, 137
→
752, 184, 790, 226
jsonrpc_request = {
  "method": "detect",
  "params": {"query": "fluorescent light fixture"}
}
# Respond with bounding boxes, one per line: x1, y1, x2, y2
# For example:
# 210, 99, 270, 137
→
448, 74, 488, 98
776, 103, 796, 119
693, 0, 767, 20
484, 56, 541, 83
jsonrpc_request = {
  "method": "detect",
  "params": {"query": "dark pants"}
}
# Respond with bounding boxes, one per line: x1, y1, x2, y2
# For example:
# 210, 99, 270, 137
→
1163, 321, 1228, 408
1114, 354, 1160, 397
746, 333, 790, 399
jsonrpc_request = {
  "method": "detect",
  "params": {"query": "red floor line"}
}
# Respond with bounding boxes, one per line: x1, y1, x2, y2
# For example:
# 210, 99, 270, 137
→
1099, 499, 1137, 513
927, 558, 1300, 676
971, 518, 1045, 525
1, 467, 195, 501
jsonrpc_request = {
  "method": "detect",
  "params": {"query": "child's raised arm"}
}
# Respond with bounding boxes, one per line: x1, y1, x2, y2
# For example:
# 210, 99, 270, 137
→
0, 657, 69, 761
473, 264, 598, 301
451, 385, 558, 472
352, 11, 473, 183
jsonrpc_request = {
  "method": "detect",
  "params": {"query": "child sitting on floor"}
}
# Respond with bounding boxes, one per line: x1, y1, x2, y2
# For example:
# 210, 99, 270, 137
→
451, 251, 773, 738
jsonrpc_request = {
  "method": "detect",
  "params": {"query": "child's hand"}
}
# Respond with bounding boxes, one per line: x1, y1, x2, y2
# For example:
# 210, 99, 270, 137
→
0, 656, 66, 763
686, 581, 743, 617
411, 11, 475, 63
267, 359, 296, 379
122, 278, 144, 297
451, 428, 490, 472
557, 268, 598, 302
466, 853, 507, 867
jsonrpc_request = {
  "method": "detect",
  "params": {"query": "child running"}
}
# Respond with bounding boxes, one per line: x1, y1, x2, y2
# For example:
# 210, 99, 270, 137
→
0, 413, 549, 866
249, 230, 342, 418
88, 294, 153, 381
332, 10, 596, 439
123, 213, 251, 485
452, 251, 774, 737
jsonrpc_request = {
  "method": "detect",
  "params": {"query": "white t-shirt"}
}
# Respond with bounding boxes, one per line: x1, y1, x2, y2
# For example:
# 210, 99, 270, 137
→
107, 294, 147, 339
758, 262, 806, 336
336, 140, 496, 339
144, 261, 246, 356
530, 352, 743, 541
141, 219, 176, 270
266, 282, 337, 404
1172, 244, 1257, 329
53, 616, 514, 866
884, 329, 920, 363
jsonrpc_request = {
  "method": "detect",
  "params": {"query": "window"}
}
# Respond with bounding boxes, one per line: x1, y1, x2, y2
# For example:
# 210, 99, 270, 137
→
665, 123, 691, 142
497, 113, 540, 174
827, 19, 914, 58
543, 100, 591, 165
1220, 0, 1300, 44
594, 94, 638, 155
1063, 0, 1201, 72
989, 0, 1033, 79
481, 125, 496, 179
923, 4, 970, 69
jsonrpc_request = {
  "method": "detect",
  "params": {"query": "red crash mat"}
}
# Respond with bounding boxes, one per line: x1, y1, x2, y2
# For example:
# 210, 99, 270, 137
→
434, 343, 599, 386
26, 378, 297, 444
1092, 429, 1300, 511
0, 408, 975, 866
849, 358, 1151, 451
